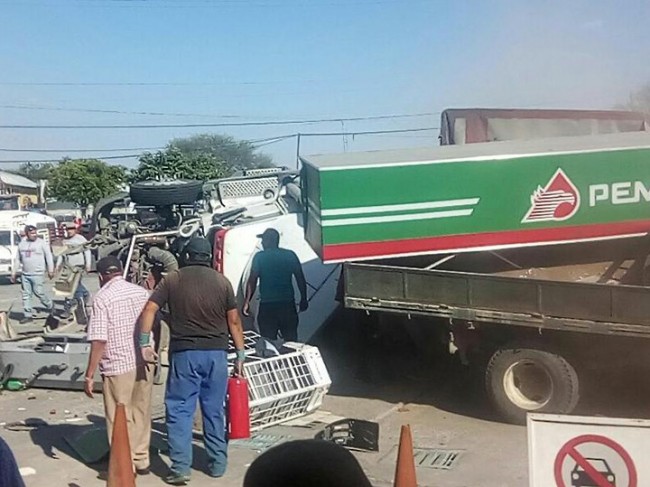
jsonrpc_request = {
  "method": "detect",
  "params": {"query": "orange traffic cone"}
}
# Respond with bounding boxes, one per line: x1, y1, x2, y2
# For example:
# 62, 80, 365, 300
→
394, 424, 417, 487
107, 403, 135, 487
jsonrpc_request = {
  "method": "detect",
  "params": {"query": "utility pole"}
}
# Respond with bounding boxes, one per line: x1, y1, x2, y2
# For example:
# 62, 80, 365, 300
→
295, 133, 302, 169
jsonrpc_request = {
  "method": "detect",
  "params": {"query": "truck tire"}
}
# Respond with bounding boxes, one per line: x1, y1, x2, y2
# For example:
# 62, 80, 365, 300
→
130, 180, 203, 206
485, 347, 579, 424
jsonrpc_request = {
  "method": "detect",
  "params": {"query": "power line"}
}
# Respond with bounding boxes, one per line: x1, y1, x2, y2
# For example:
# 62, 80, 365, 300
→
298, 127, 438, 137
0, 81, 324, 87
0, 127, 439, 163
0, 146, 163, 153
0, 127, 438, 153
0, 154, 141, 164
0, 0, 431, 7
0, 114, 439, 129
0, 104, 439, 121
0, 104, 246, 119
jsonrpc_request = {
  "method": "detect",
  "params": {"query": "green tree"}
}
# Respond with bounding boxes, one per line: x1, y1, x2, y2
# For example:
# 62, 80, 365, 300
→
12, 162, 54, 181
170, 133, 273, 171
131, 147, 230, 182
48, 159, 128, 206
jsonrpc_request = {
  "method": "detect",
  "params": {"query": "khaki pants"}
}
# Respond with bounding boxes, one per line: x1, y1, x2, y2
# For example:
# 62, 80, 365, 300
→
102, 365, 154, 470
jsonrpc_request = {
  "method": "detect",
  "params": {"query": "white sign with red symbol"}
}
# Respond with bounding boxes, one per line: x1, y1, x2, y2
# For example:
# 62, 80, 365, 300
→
522, 168, 581, 223
528, 414, 650, 487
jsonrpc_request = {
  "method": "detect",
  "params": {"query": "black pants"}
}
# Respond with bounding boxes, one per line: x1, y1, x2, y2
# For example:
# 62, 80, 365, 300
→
258, 301, 298, 341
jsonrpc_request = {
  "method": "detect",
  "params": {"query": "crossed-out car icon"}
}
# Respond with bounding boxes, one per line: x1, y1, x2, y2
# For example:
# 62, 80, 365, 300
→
571, 458, 616, 486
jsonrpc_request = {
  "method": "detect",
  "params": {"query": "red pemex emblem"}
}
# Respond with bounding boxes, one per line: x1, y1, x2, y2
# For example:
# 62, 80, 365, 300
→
522, 168, 580, 223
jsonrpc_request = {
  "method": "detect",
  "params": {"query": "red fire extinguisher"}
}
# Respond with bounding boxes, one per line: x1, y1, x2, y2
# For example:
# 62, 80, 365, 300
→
227, 375, 250, 439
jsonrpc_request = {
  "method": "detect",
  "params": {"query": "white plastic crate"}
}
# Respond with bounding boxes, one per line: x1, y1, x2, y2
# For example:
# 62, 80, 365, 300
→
227, 332, 331, 431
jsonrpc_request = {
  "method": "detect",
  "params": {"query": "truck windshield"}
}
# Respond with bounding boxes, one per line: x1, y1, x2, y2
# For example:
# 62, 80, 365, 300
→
0, 230, 16, 246
0, 199, 19, 211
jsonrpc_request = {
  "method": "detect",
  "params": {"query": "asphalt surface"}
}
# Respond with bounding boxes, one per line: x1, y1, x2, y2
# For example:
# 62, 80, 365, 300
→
1, 276, 649, 486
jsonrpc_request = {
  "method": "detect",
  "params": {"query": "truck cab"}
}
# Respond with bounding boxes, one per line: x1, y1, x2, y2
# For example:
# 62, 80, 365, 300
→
209, 172, 340, 343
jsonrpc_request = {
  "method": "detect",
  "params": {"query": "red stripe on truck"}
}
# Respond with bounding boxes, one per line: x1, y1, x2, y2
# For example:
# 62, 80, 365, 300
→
213, 228, 229, 273
322, 220, 650, 262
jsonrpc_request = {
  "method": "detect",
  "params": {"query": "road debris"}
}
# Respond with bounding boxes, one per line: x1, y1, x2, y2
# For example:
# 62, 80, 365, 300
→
315, 419, 379, 452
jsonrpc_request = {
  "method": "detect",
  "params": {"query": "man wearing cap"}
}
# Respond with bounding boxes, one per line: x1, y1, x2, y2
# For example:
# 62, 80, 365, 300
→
138, 237, 246, 485
12, 225, 54, 324
57, 222, 92, 319
83, 256, 154, 476
243, 228, 308, 342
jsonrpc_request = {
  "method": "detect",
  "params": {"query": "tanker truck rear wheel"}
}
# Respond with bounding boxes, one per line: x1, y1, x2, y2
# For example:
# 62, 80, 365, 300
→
485, 347, 579, 424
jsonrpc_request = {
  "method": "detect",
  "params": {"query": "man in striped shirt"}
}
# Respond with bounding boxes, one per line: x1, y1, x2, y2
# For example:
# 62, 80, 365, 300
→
84, 256, 154, 476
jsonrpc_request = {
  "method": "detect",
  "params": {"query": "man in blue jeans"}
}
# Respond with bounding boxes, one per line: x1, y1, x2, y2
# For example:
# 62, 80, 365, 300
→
12, 225, 54, 324
138, 237, 245, 486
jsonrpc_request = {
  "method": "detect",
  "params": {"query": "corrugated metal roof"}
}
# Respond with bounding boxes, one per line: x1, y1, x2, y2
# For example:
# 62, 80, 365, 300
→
0, 171, 37, 189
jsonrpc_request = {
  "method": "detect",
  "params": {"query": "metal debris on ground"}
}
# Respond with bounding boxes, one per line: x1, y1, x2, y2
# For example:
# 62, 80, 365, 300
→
63, 427, 110, 464
393, 447, 465, 470
230, 433, 290, 452
4, 419, 48, 431
18, 467, 36, 477
281, 410, 345, 428
315, 419, 379, 452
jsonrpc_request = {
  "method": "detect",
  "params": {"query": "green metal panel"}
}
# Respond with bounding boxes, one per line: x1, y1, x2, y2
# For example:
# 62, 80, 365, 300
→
301, 162, 324, 257
302, 138, 650, 261
318, 148, 650, 244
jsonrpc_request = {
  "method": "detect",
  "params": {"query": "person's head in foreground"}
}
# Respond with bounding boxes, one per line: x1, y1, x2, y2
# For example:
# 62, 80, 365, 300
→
243, 439, 373, 487
96, 255, 123, 287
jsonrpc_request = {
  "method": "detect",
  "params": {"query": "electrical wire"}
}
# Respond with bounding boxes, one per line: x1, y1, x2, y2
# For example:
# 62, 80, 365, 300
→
0, 104, 439, 121
0, 104, 247, 118
0, 116, 439, 130
0, 0, 433, 7
0, 154, 140, 164
0, 126, 439, 163
0, 146, 164, 153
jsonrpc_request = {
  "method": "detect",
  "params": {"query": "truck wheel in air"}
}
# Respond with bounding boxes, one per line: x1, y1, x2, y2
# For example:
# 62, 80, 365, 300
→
485, 347, 579, 424
129, 180, 204, 206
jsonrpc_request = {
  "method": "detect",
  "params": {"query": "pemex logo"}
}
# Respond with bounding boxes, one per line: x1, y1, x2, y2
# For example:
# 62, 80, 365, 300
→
522, 169, 580, 223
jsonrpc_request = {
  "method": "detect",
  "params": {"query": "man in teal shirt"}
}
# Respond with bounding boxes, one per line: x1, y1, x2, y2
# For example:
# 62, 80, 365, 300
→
243, 228, 308, 342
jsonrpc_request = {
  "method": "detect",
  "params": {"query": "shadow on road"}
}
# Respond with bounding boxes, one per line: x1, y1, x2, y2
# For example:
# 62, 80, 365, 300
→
5, 414, 174, 481
312, 308, 650, 424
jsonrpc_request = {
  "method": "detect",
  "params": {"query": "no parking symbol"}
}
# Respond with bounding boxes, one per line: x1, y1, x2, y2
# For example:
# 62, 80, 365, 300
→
528, 414, 650, 487
554, 435, 636, 487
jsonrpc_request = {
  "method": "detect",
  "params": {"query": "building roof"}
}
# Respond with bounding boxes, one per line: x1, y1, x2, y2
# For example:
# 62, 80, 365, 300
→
0, 171, 37, 189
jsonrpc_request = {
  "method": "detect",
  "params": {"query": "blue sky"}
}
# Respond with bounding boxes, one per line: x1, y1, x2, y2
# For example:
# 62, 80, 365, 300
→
0, 0, 649, 169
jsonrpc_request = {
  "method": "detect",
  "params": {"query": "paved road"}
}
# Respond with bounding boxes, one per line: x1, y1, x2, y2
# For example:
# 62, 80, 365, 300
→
1, 278, 649, 486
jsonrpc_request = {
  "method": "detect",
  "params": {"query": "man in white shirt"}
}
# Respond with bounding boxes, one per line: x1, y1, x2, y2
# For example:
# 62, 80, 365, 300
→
57, 222, 91, 319
13, 225, 54, 324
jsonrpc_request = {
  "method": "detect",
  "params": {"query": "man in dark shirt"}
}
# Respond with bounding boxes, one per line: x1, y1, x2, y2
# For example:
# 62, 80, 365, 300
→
138, 237, 245, 486
242, 228, 308, 342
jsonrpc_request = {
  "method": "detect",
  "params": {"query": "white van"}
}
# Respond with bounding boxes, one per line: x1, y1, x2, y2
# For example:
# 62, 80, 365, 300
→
0, 227, 21, 277
0, 211, 59, 278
